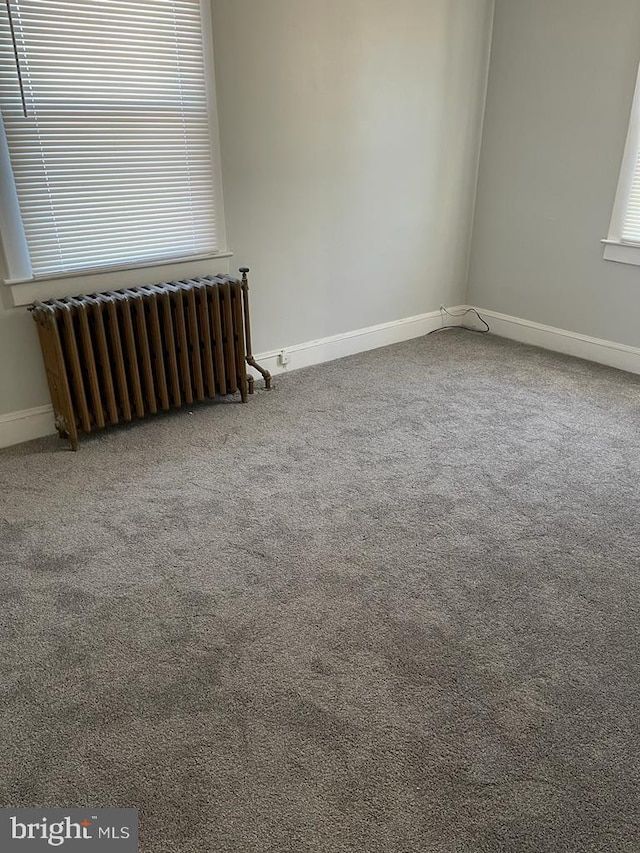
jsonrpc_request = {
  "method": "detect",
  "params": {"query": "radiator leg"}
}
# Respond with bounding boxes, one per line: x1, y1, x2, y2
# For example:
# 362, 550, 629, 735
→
240, 268, 272, 390
247, 375, 255, 395
59, 426, 79, 451
55, 413, 79, 451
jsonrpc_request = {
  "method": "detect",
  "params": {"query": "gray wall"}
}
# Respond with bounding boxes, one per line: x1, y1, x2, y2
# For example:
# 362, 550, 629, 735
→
467, 0, 640, 346
0, 304, 47, 416
0, 0, 493, 418
210, 0, 493, 353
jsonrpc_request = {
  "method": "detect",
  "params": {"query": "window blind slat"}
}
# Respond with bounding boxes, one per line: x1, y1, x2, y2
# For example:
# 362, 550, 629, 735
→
0, 0, 219, 277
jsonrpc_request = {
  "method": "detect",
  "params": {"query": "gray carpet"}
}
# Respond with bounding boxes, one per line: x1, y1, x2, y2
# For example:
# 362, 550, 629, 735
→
1, 331, 639, 852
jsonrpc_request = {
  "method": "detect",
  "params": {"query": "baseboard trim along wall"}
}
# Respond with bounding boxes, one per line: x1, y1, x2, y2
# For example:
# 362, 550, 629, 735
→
245, 307, 461, 382
0, 405, 57, 450
5, 306, 639, 450
475, 308, 640, 376
0, 307, 455, 450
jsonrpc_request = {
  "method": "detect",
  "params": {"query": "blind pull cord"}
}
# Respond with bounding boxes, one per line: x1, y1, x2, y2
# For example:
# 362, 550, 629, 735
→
5, 0, 28, 118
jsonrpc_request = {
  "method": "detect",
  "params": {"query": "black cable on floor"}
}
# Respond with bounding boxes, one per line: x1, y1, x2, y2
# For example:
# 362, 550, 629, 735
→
427, 307, 490, 335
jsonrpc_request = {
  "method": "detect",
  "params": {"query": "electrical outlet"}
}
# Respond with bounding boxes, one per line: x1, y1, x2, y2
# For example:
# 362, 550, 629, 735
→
279, 349, 290, 367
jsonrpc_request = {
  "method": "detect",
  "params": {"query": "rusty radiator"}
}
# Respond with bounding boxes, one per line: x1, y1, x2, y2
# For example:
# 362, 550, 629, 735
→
30, 269, 271, 451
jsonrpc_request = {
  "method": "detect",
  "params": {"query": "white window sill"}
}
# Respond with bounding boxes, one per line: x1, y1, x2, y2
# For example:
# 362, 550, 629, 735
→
6, 251, 235, 307
602, 240, 640, 267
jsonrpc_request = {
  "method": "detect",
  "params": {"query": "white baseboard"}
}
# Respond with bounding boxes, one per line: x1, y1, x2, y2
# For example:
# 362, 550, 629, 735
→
5, 306, 640, 452
245, 307, 456, 381
0, 405, 56, 450
476, 307, 640, 376
1, 307, 454, 450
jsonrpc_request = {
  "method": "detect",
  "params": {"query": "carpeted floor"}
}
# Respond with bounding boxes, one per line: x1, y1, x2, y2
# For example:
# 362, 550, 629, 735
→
1, 331, 639, 852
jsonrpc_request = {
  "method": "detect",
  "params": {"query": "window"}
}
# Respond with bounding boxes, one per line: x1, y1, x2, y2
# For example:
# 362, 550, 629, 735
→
0, 0, 225, 282
604, 63, 640, 266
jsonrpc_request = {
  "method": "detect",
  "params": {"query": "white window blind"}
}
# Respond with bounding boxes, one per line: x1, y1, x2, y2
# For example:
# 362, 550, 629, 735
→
0, 0, 221, 278
605, 63, 640, 265
621, 146, 640, 245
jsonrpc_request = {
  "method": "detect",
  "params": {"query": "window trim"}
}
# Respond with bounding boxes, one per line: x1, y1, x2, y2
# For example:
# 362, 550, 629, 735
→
0, 0, 227, 290
199, 0, 228, 260
603, 62, 640, 267
3, 251, 234, 287
9, 252, 234, 307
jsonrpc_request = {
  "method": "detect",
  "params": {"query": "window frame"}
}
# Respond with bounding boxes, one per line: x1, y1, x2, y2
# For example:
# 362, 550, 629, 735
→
0, 0, 229, 294
604, 62, 640, 267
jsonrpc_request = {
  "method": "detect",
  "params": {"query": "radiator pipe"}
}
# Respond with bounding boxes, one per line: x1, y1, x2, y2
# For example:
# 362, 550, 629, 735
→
240, 268, 271, 390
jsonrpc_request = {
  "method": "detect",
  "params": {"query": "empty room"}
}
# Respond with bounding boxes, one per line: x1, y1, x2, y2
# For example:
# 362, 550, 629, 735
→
0, 0, 638, 850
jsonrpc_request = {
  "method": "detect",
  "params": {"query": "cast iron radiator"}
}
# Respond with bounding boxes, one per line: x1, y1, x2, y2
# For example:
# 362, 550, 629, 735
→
30, 269, 271, 451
